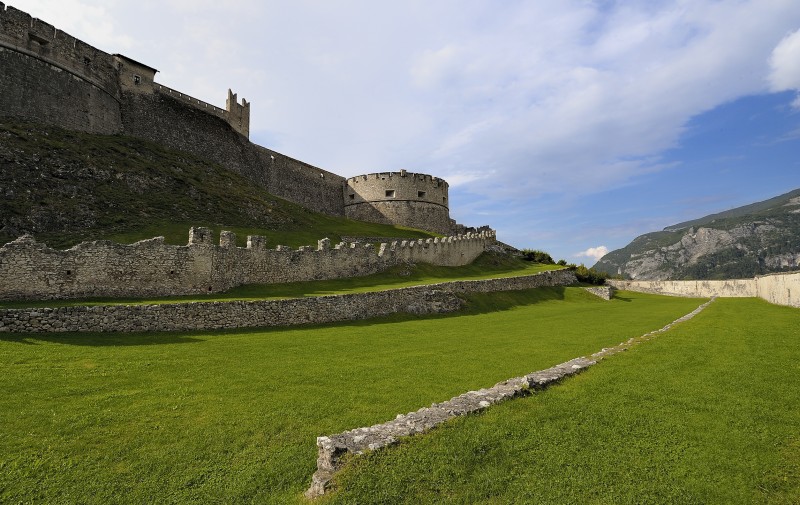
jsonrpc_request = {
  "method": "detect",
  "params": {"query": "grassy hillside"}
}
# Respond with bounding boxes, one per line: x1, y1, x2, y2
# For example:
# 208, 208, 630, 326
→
0, 118, 434, 249
665, 188, 800, 231
0, 289, 703, 504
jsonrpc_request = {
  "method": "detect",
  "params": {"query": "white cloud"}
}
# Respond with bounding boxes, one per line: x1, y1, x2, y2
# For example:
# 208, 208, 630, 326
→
769, 28, 800, 108
575, 246, 609, 262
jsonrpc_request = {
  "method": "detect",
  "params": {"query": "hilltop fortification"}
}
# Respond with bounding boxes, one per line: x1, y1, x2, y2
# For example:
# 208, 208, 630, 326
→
0, 4, 480, 235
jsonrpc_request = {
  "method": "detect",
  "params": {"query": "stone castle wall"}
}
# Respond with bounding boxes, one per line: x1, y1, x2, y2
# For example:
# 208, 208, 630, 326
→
0, 269, 576, 334
608, 271, 800, 308
345, 171, 451, 234
0, 228, 495, 301
0, 4, 349, 217
0, 5, 467, 230
0, 3, 122, 133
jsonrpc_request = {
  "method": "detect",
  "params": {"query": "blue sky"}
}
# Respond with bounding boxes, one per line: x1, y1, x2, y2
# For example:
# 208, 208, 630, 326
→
12, 0, 800, 262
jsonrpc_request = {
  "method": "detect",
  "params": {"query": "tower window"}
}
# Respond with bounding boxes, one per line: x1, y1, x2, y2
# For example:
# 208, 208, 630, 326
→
418, 191, 427, 198
349, 194, 355, 200
385, 190, 396, 198
133, 75, 141, 85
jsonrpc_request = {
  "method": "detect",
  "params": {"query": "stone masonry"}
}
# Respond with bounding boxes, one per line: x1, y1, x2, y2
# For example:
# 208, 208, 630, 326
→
0, 269, 577, 333
0, 5, 466, 232
0, 228, 496, 301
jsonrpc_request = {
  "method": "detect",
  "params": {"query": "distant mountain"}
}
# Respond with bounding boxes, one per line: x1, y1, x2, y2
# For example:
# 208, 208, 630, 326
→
593, 189, 800, 280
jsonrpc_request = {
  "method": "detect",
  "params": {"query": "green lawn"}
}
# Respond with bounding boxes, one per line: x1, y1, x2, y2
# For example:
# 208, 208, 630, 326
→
0, 289, 701, 504
0, 253, 557, 309
326, 297, 800, 504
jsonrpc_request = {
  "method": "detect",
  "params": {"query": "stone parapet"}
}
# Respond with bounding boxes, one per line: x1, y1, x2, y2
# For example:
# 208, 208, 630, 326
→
0, 228, 498, 301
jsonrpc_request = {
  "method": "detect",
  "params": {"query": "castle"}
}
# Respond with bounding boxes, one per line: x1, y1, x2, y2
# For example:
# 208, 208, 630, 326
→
0, 3, 470, 235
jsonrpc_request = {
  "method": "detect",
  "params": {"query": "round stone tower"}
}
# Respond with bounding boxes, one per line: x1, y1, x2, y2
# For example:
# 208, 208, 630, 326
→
344, 170, 451, 234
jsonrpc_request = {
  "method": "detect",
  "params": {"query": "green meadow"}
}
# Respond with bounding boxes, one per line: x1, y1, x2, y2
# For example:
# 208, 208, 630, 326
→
0, 289, 707, 504
327, 298, 800, 504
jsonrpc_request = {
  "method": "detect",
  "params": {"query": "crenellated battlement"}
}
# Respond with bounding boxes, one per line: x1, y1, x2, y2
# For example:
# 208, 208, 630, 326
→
344, 169, 452, 234
0, 228, 496, 301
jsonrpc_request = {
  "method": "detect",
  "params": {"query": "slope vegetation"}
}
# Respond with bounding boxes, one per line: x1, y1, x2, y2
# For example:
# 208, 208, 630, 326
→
0, 118, 434, 249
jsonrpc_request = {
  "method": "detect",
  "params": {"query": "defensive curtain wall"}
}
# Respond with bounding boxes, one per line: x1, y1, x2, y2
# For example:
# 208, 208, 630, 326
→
608, 272, 800, 308
0, 4, 476, 234
0, 227, 495, 301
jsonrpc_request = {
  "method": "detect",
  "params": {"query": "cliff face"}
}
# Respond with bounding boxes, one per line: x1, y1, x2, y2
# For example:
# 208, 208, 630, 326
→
594, 191, 800, 280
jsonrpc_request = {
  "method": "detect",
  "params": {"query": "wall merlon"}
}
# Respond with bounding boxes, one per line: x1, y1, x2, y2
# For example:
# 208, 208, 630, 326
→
247, 235, 266, 250
188, 226, 213, 245
318, 238, 331, 251
219, 231, 236, 248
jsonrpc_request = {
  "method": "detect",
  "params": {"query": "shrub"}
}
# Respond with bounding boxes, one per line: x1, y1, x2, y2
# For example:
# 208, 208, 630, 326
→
520, 249, 554, 264
569, 263, 608, 285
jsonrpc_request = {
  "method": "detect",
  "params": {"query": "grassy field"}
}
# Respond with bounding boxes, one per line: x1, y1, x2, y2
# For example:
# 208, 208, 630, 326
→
0, 289, 702, 504
326, 297, 800, 504
0, 253, 557, 309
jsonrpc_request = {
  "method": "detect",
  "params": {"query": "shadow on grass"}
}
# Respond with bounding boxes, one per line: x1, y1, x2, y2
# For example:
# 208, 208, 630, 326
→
0, 332, 203, 347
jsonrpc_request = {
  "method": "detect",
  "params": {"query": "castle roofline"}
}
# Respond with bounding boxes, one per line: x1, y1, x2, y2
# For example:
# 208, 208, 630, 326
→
113, 54, 158, 73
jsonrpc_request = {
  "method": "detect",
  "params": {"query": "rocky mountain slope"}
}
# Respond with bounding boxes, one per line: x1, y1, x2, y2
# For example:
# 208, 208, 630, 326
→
593, 189, 800, 280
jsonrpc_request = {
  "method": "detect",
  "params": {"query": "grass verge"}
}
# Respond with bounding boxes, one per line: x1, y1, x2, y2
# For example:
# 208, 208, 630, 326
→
0, 289, 702, 504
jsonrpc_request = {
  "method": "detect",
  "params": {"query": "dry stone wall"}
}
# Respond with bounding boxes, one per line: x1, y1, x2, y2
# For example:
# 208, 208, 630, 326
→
0, 269, 576, 333
0, 228, 496, 301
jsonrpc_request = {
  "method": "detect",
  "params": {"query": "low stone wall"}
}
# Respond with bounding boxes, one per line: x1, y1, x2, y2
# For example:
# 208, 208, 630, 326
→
305, 297, 717, 498
756, 271, 800, 307
608, 270, 800, 308
0, 228, 495, 301
584, 286, 615, 300
0, 269, 576, 334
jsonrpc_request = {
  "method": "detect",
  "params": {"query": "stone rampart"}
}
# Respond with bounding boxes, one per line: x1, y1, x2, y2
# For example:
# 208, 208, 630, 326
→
0, 5, 472, 226
0, 228, 496, 301
608, 271, 800, 308
0, 269, 576, 333
0, 3, 122, 133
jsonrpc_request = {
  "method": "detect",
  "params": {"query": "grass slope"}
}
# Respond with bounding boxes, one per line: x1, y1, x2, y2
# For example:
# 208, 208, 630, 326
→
0, 118, 434, 249
0, 289, 702, 504
327, 297, 800, 504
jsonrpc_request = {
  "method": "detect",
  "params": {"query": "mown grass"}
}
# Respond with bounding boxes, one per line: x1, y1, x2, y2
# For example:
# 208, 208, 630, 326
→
326, 297, 800, 504
0, 253, 554, 308
0, 289, 702, 504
